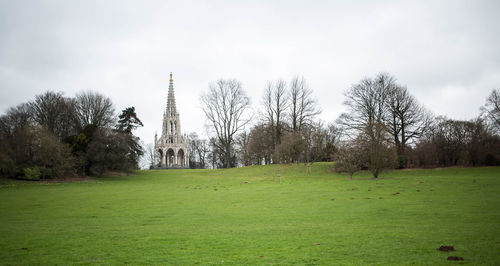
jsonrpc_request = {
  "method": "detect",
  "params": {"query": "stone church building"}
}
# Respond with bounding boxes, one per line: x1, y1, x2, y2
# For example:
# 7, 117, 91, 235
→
154, 73, 190, 168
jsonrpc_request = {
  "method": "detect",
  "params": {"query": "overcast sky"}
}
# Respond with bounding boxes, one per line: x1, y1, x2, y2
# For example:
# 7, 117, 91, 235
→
1, 0, 499, 145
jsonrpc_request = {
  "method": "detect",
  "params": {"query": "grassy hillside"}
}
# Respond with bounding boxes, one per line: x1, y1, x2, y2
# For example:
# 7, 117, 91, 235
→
1, 163, 499, 265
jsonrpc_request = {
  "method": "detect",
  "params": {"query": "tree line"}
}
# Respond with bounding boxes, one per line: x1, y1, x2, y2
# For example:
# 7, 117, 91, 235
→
3, 74, 499, 179
0, 91, 143, 179
190, 73, 500, 177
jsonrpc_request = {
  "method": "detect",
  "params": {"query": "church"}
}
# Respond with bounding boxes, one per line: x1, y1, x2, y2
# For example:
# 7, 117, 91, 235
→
153, 73, 190, 168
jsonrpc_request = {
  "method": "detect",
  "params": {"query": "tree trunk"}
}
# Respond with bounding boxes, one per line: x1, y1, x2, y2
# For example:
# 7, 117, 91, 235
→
225, 143, 231, 168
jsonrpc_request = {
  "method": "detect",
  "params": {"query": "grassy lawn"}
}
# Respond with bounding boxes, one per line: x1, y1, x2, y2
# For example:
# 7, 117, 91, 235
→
0, 163, 499, 265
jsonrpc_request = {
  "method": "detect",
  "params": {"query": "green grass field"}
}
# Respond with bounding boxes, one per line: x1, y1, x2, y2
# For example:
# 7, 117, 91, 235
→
1, 163, 499, 265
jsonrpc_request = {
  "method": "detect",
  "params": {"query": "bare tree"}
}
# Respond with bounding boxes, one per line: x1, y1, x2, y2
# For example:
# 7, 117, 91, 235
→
334, 139, 366, 179
196, 138, 209, 168
274, 132, 306, 164
307, 121, 335, 162
208, 137, 225, 169
411, 117, 500, 167
327, 123, 343, 146
189, 132, 210, 169
337, 73, 395, 177
75, 91, 115, 130
262, 79, 288, 150
235, 131, 251, 166
481, 89, 500, 133
143, 143, 155, 169
385, 84, 433, 164
29, 91, 77, 139
247, 123, 274, 165
200, 79, 251, 168
288, 76, 321, 132
0, 103, 33, 136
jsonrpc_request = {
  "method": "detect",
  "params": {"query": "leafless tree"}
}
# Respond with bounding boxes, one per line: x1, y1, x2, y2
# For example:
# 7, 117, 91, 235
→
306, 121, 335, 162
411, 117, 500, 167
247, 123, 274, 165
143, 143, 155, 169
481, 89, 500, 133
189, 132, 210, 169
262, 79, 288, 150
288, 76, 321, 132
235, 131, 251, 166
385, 84, 433, 161
0, 103, 33, 136
274, 132, 306, 164
334, 139, 366, 179
208, 137, 225, 169
75, 91, 115, 130
327, 123, 343, 146
29, 91, 77, 140
337, 73, 395, 177
196, 139, 209, 169
200, 79, 251, 168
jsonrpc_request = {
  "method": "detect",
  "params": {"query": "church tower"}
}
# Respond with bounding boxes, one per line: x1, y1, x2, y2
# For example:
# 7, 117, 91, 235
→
154, 73, 190, 168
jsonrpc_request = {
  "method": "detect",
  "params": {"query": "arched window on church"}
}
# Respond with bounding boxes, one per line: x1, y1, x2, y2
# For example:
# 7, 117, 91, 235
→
170, 121, 173, 135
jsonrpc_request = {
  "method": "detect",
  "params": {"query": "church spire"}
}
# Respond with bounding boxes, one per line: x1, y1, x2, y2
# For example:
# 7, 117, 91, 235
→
166, 72, 177, 116
154, 72, 190, 168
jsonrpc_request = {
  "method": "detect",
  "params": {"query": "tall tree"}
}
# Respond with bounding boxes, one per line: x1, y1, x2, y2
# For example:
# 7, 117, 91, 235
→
385, 83, 433, 166
235, 131, 251, 166
481, 89, 500, 133
115, 107, 144, 170
188, 132, 209, 169
144, 143, 155, 169
116, 107, 143, 133
337, 73, 395, 177
200, 79, 251, 168
288, 76, 321, 132
29, 91, 76, 140
262, 79, 288, 151
75, 91, 115, 130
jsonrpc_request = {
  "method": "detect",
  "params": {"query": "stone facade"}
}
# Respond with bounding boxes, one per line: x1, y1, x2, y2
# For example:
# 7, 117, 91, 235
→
154, 73, 190, 168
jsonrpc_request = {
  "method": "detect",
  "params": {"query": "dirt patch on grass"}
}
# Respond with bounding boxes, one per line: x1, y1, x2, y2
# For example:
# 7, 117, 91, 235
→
447, 256, 464, 261
437, 245, 455, 252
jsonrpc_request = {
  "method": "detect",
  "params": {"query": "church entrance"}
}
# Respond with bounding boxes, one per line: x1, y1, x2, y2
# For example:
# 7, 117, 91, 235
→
166, 149, 175, 167
177, 149, 185, 167
157, 149, 163, 167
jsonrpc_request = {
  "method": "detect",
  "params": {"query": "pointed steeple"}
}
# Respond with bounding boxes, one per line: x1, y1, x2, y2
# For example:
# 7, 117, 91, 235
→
166, 72, 177, 116
154, 72, 190, 168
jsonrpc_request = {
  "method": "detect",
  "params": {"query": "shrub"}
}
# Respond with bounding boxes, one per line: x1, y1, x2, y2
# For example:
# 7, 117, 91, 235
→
397, 156, 407, 169
23, 167, 40, 181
